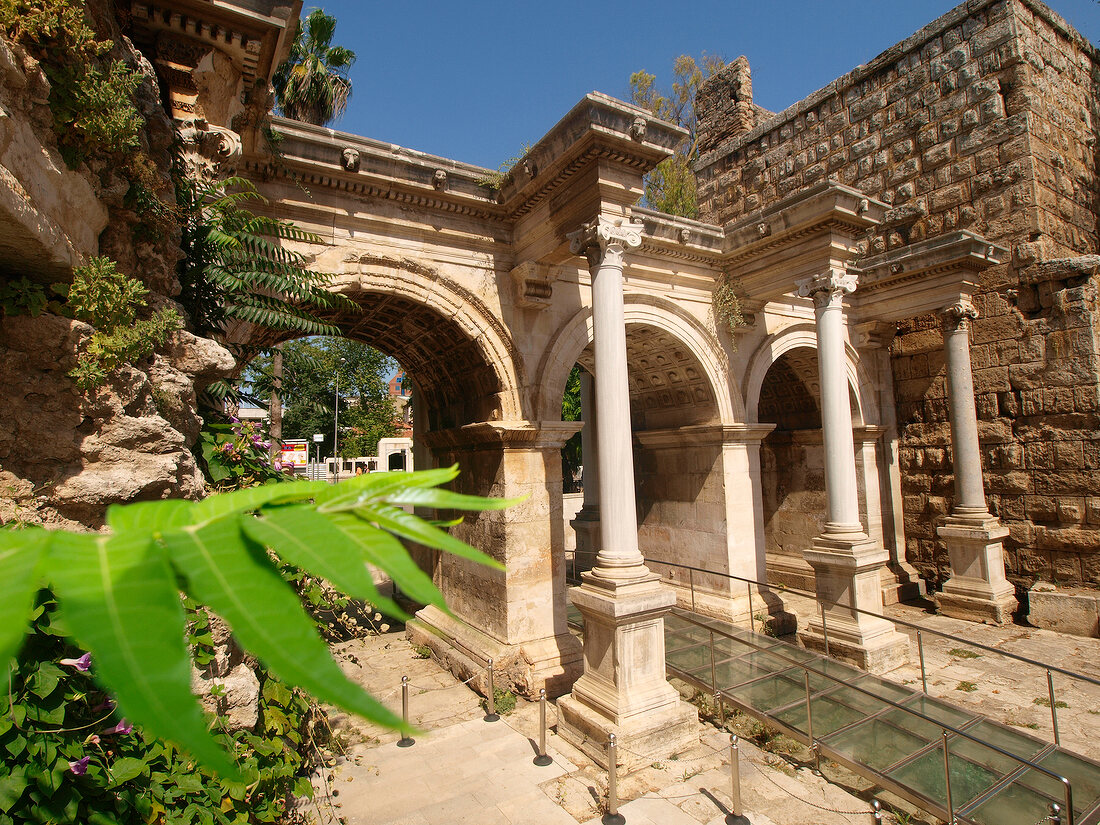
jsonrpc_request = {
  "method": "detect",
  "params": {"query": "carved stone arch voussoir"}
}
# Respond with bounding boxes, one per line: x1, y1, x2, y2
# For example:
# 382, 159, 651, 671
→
333, 254, 526, 421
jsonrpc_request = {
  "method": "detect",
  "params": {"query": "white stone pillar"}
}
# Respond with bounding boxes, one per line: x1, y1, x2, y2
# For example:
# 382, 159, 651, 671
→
936, 300, 1016, 624
571, 370, 600, 572
557, 216, 696, 771
795, 270, 909, 672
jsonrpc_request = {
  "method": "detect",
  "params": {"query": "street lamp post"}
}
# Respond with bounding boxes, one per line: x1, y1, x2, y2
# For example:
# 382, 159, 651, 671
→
333, 357, 346, 483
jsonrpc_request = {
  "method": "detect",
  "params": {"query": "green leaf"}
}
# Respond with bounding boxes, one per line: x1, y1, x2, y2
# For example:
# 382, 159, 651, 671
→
327, 513, 445, 613
0, 767, 27, 812
189, 481, 327, 525
160, 519, 407, 733
106, 500, 197, 533
108, 756, 147, 786
385, 487, 523, 512
43, 531, 241, 779
0, 529, 48, 671
242, 506, 408, 620
27, 662, 63, 699
314, 465, 461, 509
355, 501, 504, 571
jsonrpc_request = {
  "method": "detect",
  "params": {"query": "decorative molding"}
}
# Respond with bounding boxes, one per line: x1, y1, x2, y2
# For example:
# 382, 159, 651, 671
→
433, 169, 447, 190
630, 116, 647, 141
510, 261, 553, 309
176, 118, 242, 180
795, 269, 858, 309
340, 147, 361, 172
853, 320, 897, 350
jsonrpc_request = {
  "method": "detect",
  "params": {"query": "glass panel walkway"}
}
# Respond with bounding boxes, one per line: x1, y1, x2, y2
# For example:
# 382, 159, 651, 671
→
565, 604, 1100, 825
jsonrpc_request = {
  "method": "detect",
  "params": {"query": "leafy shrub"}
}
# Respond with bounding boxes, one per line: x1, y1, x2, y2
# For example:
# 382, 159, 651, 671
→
480, 688, 517, 716
65, 257, 181, 390
0, 589, 322, 824
0, 276, 65, 318
197, 417, 291, 491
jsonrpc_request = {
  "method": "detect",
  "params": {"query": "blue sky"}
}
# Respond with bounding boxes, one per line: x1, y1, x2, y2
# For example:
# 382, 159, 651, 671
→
306, 1, 1098, 170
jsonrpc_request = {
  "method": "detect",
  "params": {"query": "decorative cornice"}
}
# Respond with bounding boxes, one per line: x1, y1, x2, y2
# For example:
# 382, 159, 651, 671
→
634, 423, 777, 448
420, 421, 583, 450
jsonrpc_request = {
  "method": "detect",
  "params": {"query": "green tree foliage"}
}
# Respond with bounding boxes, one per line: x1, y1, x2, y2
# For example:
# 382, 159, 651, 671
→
561, 365, 582, 492
177, 176, 353, 349
272, 9, 356, 126
249, 337, 400, 459
629, 54, 726, 219
0, 468, 515, 782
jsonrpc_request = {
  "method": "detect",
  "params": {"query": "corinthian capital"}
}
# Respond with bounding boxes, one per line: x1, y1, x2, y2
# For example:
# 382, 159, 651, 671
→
795, 269, 859, 309
941, 299, 979, 331
568, 216, 643, 268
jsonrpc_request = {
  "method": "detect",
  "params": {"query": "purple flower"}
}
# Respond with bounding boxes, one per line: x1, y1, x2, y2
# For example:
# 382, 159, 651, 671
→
103, 719, 132, 736
273, 460, 282, 471
69, 756, 90, 775
91, 698, 115, 713
60, 653, 91, 672
230, 416, 239, 423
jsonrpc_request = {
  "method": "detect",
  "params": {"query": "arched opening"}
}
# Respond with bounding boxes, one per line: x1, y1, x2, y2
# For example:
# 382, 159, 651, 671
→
758, 346, 866, 590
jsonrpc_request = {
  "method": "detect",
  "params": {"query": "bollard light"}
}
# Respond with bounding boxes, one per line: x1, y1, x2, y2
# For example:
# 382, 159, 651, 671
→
533, 688, 553, 766
397, 675, 414, 748
484, 658, 499, 722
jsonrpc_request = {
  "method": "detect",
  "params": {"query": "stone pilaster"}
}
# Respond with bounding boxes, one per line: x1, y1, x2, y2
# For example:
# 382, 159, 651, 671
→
557, 216, 696, 772
935, 301, 1017, 624
407, 421, 583, 698
795, 271, 909, 673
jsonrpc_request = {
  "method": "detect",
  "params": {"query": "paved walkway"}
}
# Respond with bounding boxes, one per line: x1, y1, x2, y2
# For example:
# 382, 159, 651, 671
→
305, 632, 907, 825
302, 599, 1100, 825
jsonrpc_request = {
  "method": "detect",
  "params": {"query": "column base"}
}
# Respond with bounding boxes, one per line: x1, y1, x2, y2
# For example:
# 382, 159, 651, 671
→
799, 532, 910, 674
407, 605, 582, 699
936, 517, 1017, 625
880, 561, 927, 605
557, 692, 698, 773
557, 571, 698, 772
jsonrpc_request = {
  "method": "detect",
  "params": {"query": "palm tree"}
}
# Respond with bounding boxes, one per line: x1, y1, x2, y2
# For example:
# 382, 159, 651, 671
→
272, 9, 356, 126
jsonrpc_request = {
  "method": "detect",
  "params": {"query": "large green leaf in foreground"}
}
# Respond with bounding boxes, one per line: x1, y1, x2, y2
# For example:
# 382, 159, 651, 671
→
46, 531, 240, 778
0, 467, 518, 774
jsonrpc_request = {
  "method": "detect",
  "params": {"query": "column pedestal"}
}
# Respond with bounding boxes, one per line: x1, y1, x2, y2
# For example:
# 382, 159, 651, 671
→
800, 533, 911, 673
936, 516, 1016, 624
557, 573, 697, 772
569, 505, 600, 575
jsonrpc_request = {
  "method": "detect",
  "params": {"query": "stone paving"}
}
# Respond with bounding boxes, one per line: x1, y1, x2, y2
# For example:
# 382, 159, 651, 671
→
302, 599, 1100, 825
305, 631, 914, 825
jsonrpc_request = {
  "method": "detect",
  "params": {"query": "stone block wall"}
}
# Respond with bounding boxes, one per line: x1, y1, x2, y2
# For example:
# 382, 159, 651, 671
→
696, 0, 1100, 588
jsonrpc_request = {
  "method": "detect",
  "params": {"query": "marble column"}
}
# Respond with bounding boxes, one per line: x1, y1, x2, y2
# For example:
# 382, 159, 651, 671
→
557, 216, 696, 772
796, 270, 909, 672
935, 300, 1016, 624
570, 370, 600, 574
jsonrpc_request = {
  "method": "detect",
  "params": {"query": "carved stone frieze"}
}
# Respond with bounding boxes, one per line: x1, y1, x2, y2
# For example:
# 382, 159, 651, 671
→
341, 148, 361, 172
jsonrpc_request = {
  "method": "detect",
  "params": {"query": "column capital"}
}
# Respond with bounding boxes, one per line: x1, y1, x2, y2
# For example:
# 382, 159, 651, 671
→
796, 269, 859, 309
568, 216, 644, 268
941, 299, 979, 332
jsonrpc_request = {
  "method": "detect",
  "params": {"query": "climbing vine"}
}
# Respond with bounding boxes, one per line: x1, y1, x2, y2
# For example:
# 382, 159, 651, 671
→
712, 273, 748, 336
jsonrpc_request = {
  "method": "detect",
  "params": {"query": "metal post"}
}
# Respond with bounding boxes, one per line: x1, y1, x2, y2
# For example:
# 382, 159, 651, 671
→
714, 690, 725, 726
397, 676, 414, 747
606, 733, 624, 824
747, 581, 755, 634
1050, 802, 1062, 824
689, 568, 696, 612
534, 688, 553, 766
805, 669, 819, 772
917, 630, 928, 694
1047, 669, 1060, 746
820, 602, 830, 657
485, 658, 499, 722
942, 730, 954, 824
709, 628, 718, 692
872, 800, 882, 823
1061, 776, 1075, 825
730, 734, 742, 819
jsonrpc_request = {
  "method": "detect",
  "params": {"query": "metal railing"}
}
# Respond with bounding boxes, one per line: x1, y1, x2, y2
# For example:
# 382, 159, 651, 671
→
566, 549, 1100, 746
668, 608, 1078, 825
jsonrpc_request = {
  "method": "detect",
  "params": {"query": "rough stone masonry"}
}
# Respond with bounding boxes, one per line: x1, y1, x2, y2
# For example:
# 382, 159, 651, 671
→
694, 0, 1100, 594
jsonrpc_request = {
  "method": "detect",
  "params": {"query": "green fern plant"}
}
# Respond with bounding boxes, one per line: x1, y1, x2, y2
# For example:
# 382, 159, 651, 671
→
177, 176, 355, 345
1, 466, 513, 777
